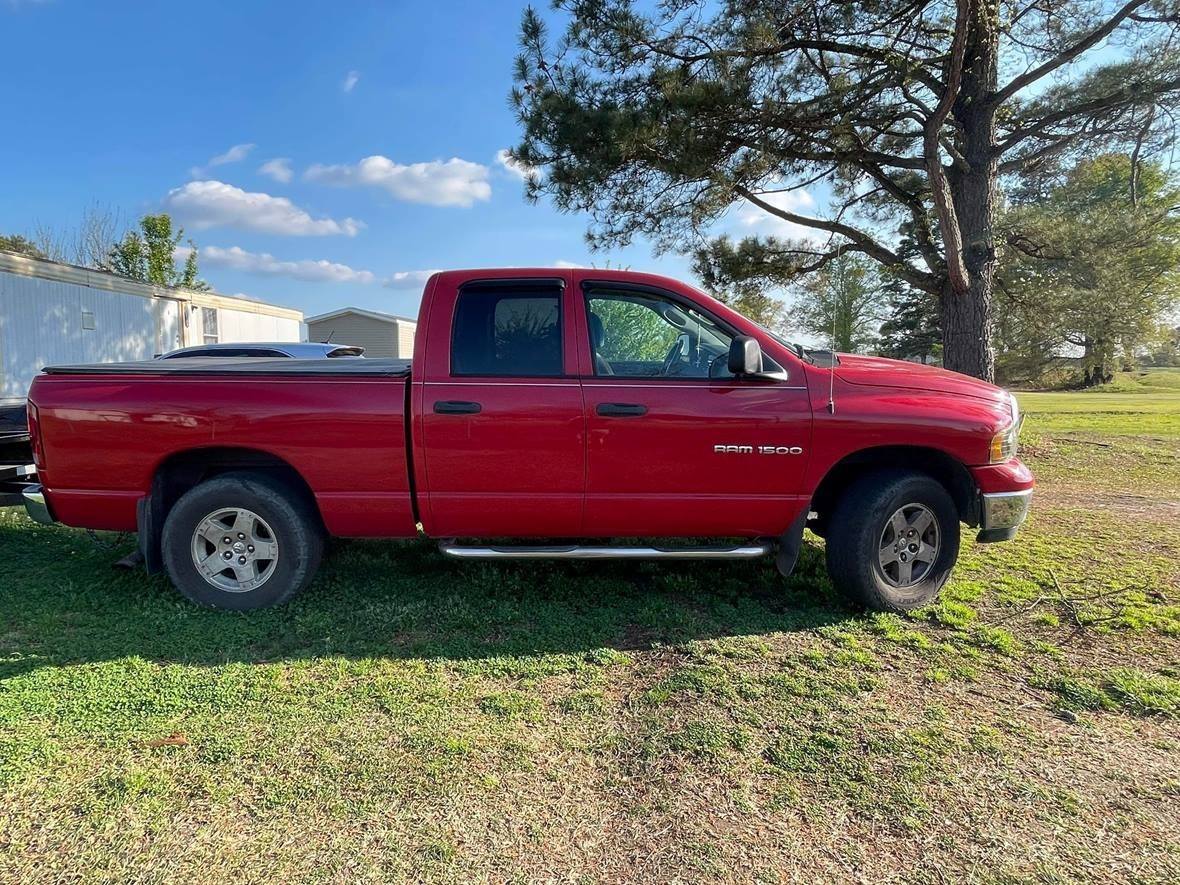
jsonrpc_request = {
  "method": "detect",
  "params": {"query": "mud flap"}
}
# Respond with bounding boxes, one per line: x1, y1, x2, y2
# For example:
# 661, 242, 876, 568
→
775, 510, 809, 578
136, 493, 164, 574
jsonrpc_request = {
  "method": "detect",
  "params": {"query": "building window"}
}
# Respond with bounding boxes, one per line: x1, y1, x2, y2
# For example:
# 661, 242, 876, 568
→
201, 307, 218, 344
81, 309, 96, 331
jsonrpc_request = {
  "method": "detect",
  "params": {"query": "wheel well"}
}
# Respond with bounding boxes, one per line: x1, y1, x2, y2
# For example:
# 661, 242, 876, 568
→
809, 447, 979, 530
140, 447, 322, 573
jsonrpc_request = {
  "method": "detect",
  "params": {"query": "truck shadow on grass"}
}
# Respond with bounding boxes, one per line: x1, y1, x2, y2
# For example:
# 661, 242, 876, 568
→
0, 517, 856, 679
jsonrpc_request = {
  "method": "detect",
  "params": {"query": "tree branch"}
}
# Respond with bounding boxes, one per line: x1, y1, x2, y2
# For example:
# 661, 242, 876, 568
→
845, 130, 944, 275
997, 130, 1089, 173
996, 75, 1180, 156
992, 0, 1151, 106
733, 184, 939, 292
924, 0, 971, 295
644, 35, 947, 95
797, 244, 861, 274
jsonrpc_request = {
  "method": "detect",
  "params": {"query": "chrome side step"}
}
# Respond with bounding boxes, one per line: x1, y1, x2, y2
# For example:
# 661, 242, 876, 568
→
439, 542, 773, 560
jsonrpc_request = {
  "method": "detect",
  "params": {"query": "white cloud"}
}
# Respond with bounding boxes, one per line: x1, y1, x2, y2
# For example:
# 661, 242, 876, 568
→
305, 156, 491, 207
258, 157, 293, 184
342, 70, 360, 93
209, 143, 255, 166
495, 148, 535, 181
383, 270, 439, 289
553, 260, 584, 268
735, 188, 821, 242
190, 143, 256, 178
198, 245, 378, 284
164, 180, 363, 237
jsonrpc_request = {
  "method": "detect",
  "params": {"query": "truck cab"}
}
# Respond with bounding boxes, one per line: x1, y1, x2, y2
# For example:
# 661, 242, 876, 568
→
415, 269, 813, 538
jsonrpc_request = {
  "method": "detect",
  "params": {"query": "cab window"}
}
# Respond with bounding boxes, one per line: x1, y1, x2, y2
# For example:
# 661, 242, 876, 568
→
451, 287, 563, 376
586, 290, 736, 378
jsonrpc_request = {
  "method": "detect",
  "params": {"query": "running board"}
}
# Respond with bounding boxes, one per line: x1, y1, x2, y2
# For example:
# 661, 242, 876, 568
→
438, 542, 774, 560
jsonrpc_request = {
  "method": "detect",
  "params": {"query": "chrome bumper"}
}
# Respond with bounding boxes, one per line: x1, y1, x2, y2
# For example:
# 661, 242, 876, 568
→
977, 489, 1032, 543
22, 484, 55, 525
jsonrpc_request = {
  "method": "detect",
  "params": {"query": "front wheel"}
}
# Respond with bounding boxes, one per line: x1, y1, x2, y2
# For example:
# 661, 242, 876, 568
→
161, 472, 324, 610
825, 470, 960, 612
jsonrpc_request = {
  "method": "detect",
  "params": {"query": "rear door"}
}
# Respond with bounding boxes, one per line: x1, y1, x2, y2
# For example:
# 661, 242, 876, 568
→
577, 280, 812, 537
415, 274, 585, 536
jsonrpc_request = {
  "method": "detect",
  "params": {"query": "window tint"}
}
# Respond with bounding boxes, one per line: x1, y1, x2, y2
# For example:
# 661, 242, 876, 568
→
231, 349, 287, 358
162, 347, 287, 359
587, 290, 736, 379
451, 288, 563, 376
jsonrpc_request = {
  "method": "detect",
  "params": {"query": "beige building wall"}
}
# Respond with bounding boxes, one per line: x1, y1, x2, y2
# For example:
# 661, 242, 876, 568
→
395, 319, 416, 357
306, 312, 416, 359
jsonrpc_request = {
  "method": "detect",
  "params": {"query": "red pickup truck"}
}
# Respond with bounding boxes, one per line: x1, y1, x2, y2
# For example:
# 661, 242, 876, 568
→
23, 268, 1033, 612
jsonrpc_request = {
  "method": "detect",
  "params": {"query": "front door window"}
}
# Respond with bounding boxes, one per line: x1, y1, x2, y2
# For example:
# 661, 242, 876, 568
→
586, 290, 780, 379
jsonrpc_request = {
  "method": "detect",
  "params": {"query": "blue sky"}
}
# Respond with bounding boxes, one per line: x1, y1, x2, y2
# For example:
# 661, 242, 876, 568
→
0, 0, 713, 319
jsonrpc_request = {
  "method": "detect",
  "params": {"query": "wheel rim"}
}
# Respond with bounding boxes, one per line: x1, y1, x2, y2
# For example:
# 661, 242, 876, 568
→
877, 503, 940, 588
190, 507, 279, 593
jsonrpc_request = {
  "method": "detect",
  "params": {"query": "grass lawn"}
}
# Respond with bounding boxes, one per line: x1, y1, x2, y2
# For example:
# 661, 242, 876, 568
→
2, 386, 1178, 882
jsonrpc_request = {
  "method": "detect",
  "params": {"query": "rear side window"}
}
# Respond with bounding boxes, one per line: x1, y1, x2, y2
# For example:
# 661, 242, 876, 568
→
451, 287, 563, 376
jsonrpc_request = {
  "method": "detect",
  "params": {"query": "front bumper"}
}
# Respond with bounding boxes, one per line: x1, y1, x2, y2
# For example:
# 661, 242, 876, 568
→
22, 484, 55, 525
977, 489, 1033, 543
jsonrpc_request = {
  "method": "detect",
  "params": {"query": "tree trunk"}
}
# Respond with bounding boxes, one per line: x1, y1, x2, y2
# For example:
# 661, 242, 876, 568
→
941, 2, 1000, 382
1081, 335, 1114, 385
941, 276, 993, 378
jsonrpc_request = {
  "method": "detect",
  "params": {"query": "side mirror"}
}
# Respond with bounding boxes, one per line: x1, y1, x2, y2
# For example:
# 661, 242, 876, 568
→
728, 335, 763, 376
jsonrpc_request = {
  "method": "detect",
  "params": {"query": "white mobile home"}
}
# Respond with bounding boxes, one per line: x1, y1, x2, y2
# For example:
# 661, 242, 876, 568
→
0, 250, 303, 406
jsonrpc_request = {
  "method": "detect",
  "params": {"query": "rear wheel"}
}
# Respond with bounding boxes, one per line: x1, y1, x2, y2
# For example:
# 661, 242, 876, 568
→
161, 472, 323, 610
825, 470, 959, 612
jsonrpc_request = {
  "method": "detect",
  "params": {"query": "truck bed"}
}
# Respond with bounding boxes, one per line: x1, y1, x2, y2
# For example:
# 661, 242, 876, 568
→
29, 358, 417, 538
42, 357, 413, 377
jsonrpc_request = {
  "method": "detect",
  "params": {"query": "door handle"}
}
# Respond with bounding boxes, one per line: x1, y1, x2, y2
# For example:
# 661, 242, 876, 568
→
596, 402, 647, 417
434, 400, 482, 415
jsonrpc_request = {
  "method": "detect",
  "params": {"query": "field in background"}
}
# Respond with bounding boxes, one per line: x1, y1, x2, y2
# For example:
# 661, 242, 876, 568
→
0, 387, 1177, 882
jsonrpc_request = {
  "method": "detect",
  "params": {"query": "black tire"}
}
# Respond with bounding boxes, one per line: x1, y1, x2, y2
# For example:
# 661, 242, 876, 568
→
825, 469, 960, 612
161, 471, 324, 611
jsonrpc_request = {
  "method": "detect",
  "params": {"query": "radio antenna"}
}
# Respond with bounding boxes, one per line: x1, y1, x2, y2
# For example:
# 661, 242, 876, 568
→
826, 249, 838, 414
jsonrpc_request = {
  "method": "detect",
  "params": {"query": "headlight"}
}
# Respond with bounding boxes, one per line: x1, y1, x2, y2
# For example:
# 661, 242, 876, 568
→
989, 393, 1021, 463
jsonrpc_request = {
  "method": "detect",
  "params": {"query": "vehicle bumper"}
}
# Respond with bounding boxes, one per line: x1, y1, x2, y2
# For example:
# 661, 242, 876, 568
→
977, 489, 1033, 543
970, 459, 1034, 543
22, 484, 55, 525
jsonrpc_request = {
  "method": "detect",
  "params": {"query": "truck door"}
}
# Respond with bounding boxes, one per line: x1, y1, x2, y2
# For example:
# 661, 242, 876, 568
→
578, 281, 812, 537
415, 275, 585, 536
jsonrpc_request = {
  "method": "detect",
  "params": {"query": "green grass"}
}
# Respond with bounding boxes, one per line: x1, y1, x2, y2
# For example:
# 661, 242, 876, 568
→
1017, 391, 1180, 436
1099, 367, 1180, 392
1038, 668, 1180, 717
1015, 383, 1180, 500
1, 388, 1179, 882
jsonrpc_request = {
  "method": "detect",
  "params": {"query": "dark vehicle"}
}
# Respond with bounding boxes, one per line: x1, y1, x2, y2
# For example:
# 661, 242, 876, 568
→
158, 342, 364, 359
0, 405, 35, 506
